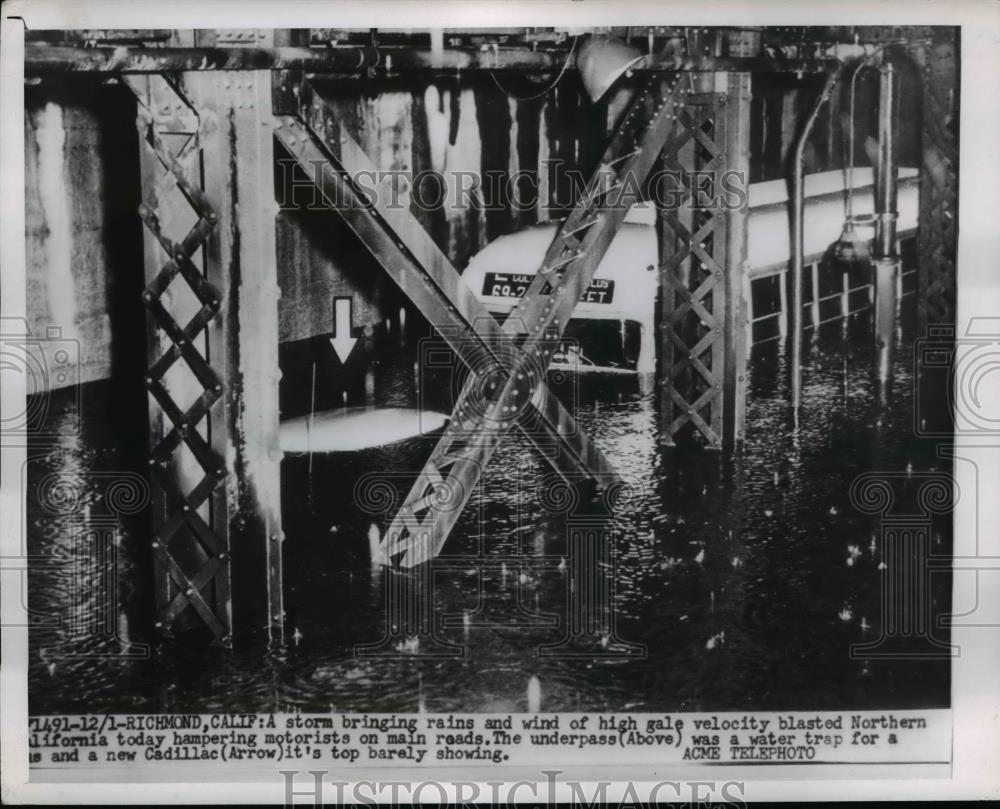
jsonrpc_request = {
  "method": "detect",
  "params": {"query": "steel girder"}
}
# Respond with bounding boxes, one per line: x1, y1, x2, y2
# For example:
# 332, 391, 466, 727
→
272, 96, 628, 566
916, 33, 958, 326
127, 72, 285, 646
658, 74, 751, 450
374, 74, 692, 567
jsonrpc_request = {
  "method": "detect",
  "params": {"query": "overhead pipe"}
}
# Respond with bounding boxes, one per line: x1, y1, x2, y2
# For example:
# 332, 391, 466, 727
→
874, 61, 900, 260
22, 44, 561, 75
790, 65, 844, 416
873, 60, 901, 388
23, 43, 841, 76
789, 47, 910, 412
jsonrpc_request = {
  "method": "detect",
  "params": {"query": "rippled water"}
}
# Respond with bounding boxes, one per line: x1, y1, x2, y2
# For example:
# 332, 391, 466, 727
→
27, 302, 951, 715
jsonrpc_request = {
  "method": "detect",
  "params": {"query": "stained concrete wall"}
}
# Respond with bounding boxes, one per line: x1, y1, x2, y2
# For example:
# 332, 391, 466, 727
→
25, 75, 589, 388
25, 70, 912, 391
26, 90, 112, 385
25, 81, 146, 389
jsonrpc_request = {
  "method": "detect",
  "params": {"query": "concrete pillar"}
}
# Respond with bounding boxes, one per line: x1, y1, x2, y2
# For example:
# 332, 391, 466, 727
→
722, 73, 752, 451
188, 71, 285, 647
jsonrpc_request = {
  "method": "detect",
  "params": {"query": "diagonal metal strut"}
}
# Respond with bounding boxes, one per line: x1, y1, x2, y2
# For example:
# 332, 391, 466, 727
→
379, 73, 690, 567
272, 116, 616, 493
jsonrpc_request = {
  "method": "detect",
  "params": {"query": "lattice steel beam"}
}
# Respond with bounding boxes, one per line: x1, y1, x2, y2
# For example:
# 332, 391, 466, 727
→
126, 71, 284, 647
375, 74, 690, 567
916, 33, 958, 326
272, 113, 615, 488
658, 73, 751, 450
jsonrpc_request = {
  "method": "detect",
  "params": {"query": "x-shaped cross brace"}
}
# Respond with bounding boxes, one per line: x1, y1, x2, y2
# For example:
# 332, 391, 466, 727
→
274, 72, 689, 567
272, 115, 617, 518
379, 75, 693, 567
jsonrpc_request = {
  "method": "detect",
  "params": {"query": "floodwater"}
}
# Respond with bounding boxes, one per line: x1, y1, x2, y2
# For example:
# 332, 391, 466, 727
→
26, 297, 952, 715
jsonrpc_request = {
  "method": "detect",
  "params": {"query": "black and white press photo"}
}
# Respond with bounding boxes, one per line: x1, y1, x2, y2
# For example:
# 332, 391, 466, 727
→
2, 1, 999, 804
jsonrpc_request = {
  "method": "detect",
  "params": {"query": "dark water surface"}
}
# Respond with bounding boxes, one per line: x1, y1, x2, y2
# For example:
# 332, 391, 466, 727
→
27, 302, 952, 715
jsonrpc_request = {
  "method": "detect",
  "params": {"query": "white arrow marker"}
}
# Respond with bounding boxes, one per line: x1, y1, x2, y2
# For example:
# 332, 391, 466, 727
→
330, 297, 357, 364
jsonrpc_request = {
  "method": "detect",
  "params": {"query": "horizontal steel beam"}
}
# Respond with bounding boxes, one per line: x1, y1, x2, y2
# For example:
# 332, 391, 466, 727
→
24, 44, 839, 76
24, 45, 561, 75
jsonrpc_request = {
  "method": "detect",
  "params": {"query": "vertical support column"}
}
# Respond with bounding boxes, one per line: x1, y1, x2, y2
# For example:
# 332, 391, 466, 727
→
658, 73, 751, 451
916, 33, 959, 326
129, 74, 233, 646
130, 71, 284, 648
778, 270, 789, 338
705, 75, 729, 448
874, 62, 901, 387
658, 86, 696, 447
841, 265, 851, 319
722, 72, 752, 451
810, 262, 822, 329
186, 71, 285, 647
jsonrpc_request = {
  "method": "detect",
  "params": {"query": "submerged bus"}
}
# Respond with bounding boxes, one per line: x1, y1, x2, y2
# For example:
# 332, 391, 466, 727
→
462, 208, 659, 374
461, 167, 920, 374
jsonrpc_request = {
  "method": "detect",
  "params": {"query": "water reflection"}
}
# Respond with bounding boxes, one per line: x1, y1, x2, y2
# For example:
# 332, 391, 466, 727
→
27, 305, 950, 714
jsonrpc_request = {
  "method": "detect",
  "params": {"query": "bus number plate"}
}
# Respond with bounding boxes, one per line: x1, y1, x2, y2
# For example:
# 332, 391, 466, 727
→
483, 272, 615, 304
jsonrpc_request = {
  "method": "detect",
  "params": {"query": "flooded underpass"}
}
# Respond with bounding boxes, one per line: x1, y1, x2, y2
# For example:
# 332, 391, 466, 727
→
26, 299, 952, 716
13, 21, 977, 800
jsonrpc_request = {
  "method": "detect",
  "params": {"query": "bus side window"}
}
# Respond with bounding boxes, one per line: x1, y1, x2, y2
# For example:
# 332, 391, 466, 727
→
624, 320, 643, 367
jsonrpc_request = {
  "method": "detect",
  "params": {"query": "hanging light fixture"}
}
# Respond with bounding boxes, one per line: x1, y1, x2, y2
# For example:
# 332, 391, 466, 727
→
576, 34, 646, 102
829, 215, 874, 269
827, 56, 877, 276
